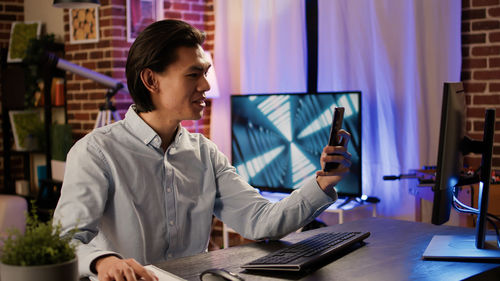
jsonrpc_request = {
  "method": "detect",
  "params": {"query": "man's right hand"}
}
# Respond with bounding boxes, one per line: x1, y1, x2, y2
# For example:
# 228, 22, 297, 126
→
96, 256, 158, 281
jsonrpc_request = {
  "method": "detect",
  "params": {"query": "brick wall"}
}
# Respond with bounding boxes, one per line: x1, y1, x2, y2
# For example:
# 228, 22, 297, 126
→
64, 0, 214, 140
461, 0, 500, 170
0, 0, 24, 191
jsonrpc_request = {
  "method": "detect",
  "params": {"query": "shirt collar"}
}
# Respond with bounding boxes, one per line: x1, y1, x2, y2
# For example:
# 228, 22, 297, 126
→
124, 105, 184, 148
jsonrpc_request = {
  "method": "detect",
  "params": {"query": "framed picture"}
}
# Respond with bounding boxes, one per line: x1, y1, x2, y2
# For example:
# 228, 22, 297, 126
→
69, 8, 99, 44
127, 0, 163, 43
8, 110, 44, 151
7, 21, 42, 63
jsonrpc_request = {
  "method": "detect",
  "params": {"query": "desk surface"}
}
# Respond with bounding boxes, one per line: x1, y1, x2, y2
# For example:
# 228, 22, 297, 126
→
156, 217, 500, 281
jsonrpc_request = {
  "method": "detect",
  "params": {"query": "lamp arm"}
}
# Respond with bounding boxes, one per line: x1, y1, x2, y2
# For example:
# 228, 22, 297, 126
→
48, 53, 128, 94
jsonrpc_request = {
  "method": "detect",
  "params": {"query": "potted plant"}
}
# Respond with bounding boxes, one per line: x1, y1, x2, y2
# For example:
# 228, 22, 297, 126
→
0, 204, 78, 281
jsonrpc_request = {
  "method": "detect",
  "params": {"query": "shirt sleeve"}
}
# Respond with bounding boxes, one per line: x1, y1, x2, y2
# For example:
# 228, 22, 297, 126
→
53, 136, 120, 278
210, 142, 336, 240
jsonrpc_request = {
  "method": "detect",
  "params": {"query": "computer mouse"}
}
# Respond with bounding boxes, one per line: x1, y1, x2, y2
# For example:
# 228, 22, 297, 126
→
199, 268, 245, 281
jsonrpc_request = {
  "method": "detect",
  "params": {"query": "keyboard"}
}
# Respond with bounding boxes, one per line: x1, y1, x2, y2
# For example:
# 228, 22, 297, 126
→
241, 231, 370, 271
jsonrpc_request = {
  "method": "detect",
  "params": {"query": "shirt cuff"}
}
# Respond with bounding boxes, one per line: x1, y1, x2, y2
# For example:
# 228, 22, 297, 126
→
79, 250, 123, 278
296, 176, 337, 214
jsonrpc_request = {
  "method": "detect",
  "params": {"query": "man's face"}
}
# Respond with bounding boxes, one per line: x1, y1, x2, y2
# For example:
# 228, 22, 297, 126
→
152, 45, 211, 122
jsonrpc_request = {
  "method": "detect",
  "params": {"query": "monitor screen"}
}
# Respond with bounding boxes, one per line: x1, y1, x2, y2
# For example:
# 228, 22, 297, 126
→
231, 91, 361, 197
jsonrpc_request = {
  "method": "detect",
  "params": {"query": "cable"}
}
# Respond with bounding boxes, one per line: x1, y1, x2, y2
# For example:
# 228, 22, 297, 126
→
453, 188, 500, 247
486, 217, 500, 248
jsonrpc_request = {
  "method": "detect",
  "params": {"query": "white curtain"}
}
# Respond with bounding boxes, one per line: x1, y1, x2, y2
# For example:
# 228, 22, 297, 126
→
212, 0, 461, 220
317, 0, 461, 219
211, 0, 307, 158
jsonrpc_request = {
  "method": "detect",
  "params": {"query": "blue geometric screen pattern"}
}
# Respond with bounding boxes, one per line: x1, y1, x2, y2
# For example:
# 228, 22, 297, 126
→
231, 92, 361, 196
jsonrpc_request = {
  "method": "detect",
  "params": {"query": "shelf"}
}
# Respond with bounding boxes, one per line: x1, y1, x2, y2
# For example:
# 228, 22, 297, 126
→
10, 149, 44, 154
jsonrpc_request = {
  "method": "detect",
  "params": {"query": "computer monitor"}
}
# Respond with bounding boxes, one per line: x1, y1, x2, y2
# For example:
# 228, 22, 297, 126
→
231, 91, 361, 198
423, 82, 499, 260
431, 82, 466, 225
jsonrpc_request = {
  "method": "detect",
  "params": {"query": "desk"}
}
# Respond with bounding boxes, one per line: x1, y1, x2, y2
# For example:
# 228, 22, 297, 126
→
156, 218, 500, 281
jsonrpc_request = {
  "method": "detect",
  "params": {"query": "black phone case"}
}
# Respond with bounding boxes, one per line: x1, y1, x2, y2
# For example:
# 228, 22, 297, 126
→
324, 107, 345, 172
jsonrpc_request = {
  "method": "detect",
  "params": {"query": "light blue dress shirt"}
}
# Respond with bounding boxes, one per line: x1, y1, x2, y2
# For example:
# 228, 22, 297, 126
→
53, 105, 336, 278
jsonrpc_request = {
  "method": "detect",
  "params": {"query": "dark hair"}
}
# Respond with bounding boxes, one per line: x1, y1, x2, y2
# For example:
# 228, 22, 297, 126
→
126, 20, 206, 113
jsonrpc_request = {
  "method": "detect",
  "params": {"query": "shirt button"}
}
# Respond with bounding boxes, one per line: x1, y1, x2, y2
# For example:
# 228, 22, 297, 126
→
167, 188, 172, 193
169, 220, 174, 226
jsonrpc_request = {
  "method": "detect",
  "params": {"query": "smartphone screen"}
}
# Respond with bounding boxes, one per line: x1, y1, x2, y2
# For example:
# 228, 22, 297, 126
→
323, 107, 345, 172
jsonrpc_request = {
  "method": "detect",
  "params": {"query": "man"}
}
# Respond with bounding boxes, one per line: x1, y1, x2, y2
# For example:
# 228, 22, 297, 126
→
54, 19, 352, 281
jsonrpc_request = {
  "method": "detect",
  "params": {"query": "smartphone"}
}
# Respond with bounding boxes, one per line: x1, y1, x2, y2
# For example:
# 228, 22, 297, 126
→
323, 107, 345, 172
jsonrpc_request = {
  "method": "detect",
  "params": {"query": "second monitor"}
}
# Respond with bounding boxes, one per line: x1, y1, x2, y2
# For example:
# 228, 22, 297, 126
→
231, 91, 361, 197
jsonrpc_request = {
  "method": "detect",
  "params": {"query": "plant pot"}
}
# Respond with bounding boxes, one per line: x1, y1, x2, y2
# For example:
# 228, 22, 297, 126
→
0, 257, 78, 281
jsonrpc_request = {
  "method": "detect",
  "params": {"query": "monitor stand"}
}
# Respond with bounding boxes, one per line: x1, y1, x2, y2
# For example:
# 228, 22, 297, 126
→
423, 235, 500, 261
336, 196, 362, 209
424, 109, 500, 261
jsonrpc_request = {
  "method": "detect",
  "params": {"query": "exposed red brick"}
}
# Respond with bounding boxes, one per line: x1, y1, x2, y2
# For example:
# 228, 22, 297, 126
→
203, 24, 215, 31
81, 43, 99, 50
462, 33, 486, 44
463, 0, 471, 9
463, 8, 487, 20
82, 62, 97, 70
65, 44, 80, 52
74, 52, 88, 60
83, 123, 95, 130
66, 83, 82, 91
490, 32, 500, 42
490, 83, 500, 91
490, 7, 500, 16
83, 102, 99, 110
473, 94, 500, 104
464, 82, 487, 92
73, 93, 89, 100
473, 70, 500, 80
467, 106, 490, 117
173, 3, 190, 10
67, 103, 82, 110
111, 60, 126, 68
183, 13, 201, 21
463, 58, 487, 69
471, 46, 500, 56
192, 4, 206, 12
203, 14, 214, 22
490, 58, 500, 67
165, 11, 182, 19
472, 20, 500, 31
74, 113, 90, 120
472, 0, 500, 6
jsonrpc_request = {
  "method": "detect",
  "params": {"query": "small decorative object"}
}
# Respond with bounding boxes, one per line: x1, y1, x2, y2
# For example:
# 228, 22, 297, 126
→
69, 7, 99, 44
7, 21, 41, 63
8, 110, 44, 151
0, 204, 78, 281
127, 0, 162, 42
51, 77, 65, 106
